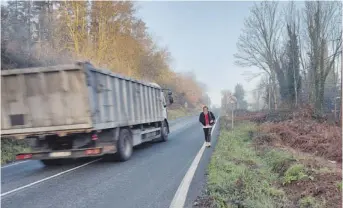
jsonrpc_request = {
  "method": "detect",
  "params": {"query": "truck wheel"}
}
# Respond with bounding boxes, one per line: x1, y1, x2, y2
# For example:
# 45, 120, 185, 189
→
116, 129, 133, 162
160, 121, 169, 142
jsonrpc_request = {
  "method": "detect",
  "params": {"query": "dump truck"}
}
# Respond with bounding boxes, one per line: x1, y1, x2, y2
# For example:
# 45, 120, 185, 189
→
1, 62, 174, 165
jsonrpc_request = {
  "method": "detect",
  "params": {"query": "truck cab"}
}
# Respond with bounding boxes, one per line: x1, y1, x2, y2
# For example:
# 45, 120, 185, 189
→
149, 82, 173, 121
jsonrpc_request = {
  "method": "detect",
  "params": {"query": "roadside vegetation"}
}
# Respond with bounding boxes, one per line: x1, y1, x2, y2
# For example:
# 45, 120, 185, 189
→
168, 108, 191, 120
195, 121, 290, 208
194, 108, 342, 208
1, 138, 30, 165
168, 107, 200, 120
201, 0, 342, 206
1, 1, 211, 111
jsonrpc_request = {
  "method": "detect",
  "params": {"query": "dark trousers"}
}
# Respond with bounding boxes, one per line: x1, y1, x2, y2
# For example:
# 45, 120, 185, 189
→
203, 128, 212, 142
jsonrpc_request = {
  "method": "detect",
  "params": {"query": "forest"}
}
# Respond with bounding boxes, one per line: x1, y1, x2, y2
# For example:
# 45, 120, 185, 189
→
1, 1, 211, 111
232, 1, 341, 117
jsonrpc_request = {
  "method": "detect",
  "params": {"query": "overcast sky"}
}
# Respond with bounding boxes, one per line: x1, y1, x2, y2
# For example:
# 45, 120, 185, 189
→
136, 1, 261, 106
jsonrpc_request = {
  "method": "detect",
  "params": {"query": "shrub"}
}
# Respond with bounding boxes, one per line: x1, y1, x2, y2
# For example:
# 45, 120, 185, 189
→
283, 164, 310, 185
299, 196, 321, 208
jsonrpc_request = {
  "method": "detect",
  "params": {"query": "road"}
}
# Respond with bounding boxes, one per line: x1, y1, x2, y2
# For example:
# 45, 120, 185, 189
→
1, 115, 220, 208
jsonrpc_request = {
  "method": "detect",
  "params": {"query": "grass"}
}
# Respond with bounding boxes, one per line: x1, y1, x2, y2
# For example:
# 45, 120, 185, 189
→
337, 182, 342, 191
283, 164, 312, 185
207, 122, 289, 208
205, 120, 330, 208
263, 149, 296, 177
1, 138, 30, 165
299, 196, 322, 208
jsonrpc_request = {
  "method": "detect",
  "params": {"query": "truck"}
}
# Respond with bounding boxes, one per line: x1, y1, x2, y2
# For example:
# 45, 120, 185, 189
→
1, 62, 174, 165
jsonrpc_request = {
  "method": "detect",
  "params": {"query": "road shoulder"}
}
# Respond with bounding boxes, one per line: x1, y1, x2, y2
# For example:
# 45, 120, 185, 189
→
183, 120, 221, 208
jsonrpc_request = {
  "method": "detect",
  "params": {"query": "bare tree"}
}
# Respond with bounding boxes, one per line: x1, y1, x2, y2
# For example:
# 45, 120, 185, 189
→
234, 1, 283, 110
303, 1, 342, 114
282, 1, 302, 107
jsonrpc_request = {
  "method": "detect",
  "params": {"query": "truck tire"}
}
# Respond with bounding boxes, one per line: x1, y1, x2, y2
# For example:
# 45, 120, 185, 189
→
116, 129, 133, 162
160, 120, 169, 142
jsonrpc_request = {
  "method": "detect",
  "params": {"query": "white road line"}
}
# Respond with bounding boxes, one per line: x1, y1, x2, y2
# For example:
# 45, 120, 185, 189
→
1, 158, 102, 197
1, 161, 29, 169
211, 121, 217, 134
169, 119, 218, 208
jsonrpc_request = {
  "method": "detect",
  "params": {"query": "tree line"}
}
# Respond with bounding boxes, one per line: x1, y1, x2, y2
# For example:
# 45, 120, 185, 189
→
221, 83, 248, 117
1, 1, 210, 109
235, 1, 342, 115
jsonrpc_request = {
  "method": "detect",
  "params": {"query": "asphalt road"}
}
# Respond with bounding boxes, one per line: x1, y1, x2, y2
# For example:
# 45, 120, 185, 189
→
1, 115, 220, 208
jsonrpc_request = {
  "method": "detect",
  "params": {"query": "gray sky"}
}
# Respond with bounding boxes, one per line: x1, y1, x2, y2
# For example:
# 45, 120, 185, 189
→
136, 1, 261, 105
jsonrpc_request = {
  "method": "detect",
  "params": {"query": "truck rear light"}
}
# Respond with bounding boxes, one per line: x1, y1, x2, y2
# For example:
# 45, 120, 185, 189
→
91, 134, 98, 140
57, 132, 67, 137
85, 148, 101, 155
16, 154, 32, 160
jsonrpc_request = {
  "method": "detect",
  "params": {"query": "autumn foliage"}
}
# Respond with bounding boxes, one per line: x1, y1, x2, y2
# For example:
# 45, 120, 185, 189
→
1, 1, 209, 109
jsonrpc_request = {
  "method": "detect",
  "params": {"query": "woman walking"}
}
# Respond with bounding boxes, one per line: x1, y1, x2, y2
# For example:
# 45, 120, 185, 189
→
199, 106, 215, 147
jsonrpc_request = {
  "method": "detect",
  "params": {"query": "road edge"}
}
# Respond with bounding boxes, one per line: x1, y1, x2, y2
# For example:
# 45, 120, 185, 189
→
169, 119, 218, 208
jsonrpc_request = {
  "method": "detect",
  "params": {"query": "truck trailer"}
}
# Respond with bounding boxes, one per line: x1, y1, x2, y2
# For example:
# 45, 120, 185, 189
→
1, 62, 174, 165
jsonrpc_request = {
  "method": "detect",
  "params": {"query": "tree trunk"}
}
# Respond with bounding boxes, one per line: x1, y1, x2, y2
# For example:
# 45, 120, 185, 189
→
314, 77, 325, 115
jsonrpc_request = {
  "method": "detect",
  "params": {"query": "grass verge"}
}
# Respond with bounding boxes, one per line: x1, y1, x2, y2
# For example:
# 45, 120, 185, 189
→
195, 119, 341, 208
1, 138, 30, 165
204, 122, 289, 208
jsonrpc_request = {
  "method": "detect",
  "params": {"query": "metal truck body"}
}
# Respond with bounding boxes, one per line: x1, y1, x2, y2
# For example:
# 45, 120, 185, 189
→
1, 62, 173, 164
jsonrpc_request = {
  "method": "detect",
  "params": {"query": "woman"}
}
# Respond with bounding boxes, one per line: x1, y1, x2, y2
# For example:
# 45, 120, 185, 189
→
199, 106, 215, 147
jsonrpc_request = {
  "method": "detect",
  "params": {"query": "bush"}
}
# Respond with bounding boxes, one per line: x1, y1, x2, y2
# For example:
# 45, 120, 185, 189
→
283, 164, 311, 185
264, 150, 295, 176
1, 138, 30, 164
299, 196, 321, 208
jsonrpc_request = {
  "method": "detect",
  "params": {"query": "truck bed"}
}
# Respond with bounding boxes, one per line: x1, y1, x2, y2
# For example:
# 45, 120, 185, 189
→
1, 63, 165, 138
1, 65, 92, 137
